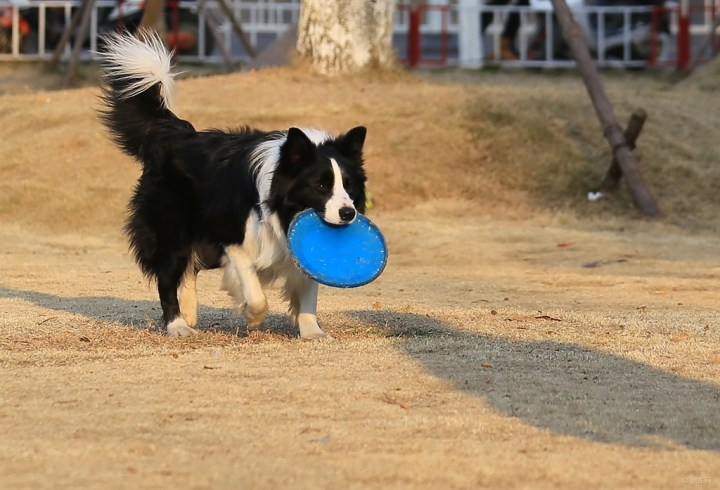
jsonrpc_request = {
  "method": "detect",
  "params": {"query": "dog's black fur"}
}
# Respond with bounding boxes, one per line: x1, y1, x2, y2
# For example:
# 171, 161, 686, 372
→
98, 32, 367, 337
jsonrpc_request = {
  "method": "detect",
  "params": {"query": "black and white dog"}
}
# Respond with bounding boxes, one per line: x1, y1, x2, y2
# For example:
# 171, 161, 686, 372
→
98, 32, 367, 338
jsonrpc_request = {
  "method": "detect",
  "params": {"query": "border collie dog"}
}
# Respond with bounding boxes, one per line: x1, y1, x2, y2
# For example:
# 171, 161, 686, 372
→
98, 32, 367, 338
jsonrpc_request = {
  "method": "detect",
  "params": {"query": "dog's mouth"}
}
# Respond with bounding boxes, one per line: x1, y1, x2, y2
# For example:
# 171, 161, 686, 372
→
317, 208, 357, 226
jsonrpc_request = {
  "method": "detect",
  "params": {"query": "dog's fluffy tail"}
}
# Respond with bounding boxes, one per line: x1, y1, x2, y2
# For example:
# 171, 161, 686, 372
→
98, 30, 193, 161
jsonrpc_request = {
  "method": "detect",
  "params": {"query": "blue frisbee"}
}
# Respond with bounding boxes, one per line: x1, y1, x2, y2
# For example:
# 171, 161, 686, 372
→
288, 210, 388, 288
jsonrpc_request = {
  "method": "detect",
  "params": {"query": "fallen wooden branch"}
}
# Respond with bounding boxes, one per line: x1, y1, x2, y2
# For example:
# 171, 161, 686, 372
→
600, 109, 647, 192
47, 0, 87, 70
198, 0, 236, 71
62, 0, 96, 87
550, 0, 660, 217
215, 0, 257, 58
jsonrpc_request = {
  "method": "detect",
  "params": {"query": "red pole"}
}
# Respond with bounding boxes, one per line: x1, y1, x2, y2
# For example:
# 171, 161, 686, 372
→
117, 0, 124, 31
677, 0, 691, 70
407, 7, 420, 68
648, 6, 660, 66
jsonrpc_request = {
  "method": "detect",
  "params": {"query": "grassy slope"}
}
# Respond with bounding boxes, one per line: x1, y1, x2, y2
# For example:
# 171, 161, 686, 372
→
0, 65, 718, 237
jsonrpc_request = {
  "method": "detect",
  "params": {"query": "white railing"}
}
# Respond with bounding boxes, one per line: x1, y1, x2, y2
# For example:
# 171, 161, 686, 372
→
0, 0, 717, 68
457, 4, 670, 68
0, 0, 302, 61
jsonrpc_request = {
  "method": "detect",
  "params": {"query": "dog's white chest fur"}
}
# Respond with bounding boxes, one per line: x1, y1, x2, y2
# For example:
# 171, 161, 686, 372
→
217, 211, 325, 338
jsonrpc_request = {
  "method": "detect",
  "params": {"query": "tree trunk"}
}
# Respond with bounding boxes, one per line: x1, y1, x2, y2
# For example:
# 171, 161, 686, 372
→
297, 0, 396, 74
138, 0, 167, 39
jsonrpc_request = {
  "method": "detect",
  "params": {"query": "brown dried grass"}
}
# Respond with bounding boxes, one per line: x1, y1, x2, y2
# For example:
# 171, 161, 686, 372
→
2, 64, 719, 237
1, 64, 719, 489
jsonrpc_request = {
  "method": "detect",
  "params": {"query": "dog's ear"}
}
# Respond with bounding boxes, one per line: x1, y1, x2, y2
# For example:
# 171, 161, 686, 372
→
282, 127, 317, 166
335, 126, 367, 159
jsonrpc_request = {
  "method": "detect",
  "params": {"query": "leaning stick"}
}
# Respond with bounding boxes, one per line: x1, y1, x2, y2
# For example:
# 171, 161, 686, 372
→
600, 109, 647, 191
62, 0, 96, 87
550, 0, 660, 217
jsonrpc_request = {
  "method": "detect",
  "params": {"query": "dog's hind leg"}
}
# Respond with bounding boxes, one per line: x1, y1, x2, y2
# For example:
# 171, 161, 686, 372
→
158, 253, 198, 337
222, 245, 268, 329
178, 260, 199, 328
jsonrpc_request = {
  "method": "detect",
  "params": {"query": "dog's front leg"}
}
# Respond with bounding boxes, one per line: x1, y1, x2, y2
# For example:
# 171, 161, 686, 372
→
292, 276, 327, 339
222, 245, 268, 329
178, 263, 199, 328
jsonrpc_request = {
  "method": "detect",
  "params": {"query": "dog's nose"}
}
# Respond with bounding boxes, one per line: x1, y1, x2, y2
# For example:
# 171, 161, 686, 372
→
339, 207, 356, 223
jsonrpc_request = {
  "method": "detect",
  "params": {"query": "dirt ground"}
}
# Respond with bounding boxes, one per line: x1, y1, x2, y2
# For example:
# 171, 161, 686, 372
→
1, 61, 719, 489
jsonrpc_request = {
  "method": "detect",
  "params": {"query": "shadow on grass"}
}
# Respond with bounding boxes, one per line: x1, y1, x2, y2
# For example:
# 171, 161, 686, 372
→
350, 310, 720, 452
0, 286, 296, 337
2, 285, 718, 451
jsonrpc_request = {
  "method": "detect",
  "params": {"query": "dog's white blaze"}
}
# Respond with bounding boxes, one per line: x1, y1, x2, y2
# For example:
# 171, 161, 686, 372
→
250, 128, 331, 219
323, 158, 356, 225
98, 30, 176, 109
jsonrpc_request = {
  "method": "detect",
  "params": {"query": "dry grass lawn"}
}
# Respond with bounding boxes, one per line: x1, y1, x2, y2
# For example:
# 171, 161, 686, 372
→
0, 60, 719, 489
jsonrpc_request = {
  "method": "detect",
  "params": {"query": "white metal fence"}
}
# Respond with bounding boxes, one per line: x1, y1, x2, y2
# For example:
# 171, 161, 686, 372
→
0, 0, 717, 68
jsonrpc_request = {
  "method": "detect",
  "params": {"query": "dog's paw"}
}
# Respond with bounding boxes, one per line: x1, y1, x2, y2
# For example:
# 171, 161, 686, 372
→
166, 317, 198, 337
300, 330, 333, 341
297, 316, 330, 340
243, 299, 268, 329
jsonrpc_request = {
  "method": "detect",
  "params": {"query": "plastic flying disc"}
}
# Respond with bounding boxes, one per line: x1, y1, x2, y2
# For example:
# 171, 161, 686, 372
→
288, 209, 388, 288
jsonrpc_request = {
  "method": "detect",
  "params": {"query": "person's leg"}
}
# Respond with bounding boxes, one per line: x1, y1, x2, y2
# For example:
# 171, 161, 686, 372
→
482, 0, 509, 33
500, 0, 529, 59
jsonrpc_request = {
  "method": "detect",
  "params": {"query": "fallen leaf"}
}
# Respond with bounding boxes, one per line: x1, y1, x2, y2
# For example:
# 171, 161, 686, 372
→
490, 309, 498, 315
481, 362, 493, 368
557, 242, 572, 248
380, 392, 410, 410
535, 315, 562, 322
79, 336, 91, 342
372, 301, 382, 310
670, 333, 689, 343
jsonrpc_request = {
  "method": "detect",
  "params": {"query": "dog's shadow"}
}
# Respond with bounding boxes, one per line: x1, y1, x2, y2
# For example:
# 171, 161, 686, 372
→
3, 285, 719, 452
349, 310, 720, 453
0, 286, 294, 337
